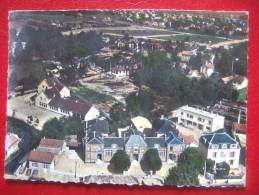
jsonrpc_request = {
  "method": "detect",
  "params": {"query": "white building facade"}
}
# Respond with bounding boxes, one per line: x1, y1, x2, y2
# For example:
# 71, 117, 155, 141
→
177, 105, 225, 132
199, 132, 241, 169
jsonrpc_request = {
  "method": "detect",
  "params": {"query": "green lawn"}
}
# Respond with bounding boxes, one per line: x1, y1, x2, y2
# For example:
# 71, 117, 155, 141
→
237, 88, 247, 102
72, 84, 114, 104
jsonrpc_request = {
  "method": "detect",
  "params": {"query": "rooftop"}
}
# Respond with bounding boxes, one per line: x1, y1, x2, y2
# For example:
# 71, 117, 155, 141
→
39, 138, 64, 149
27, 150, 55, 164
180, 105, 225, 119
49, 96, 92, 115
200, 132, 239, 148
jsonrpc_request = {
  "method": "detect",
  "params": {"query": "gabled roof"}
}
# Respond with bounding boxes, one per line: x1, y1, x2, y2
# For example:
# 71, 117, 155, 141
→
166, 132, 184, 145
39, 138, 64, 149
86, 131, 103, 144
200, 132, 239, 149
103, 137, 124, 148
5, 133, 20, 150
126, 135, 147, 147
145, 137, 166, 148
49, 96, 92, 115
27, 150, 55, 164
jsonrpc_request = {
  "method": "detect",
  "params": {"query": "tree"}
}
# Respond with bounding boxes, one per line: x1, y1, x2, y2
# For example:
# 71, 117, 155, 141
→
205, 159, 215, 174
41, 116, 84, 139
126, 87, 155, 117
140, 148, 162, 173
109, 103, 130, 134
164, 166, 200, 186
178, 147, 205, 173
109, 150, 131, 173
215, 162, 230, 178
164, 148, 205, 186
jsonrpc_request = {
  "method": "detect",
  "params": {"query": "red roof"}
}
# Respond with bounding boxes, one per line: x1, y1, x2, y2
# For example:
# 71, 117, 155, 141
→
178, 132, 198, 145
39, 138, 64, 149
5, 134, 20, 150
233, 122, 246, 134
49, 96, 92, 115
27, 150, 55, 164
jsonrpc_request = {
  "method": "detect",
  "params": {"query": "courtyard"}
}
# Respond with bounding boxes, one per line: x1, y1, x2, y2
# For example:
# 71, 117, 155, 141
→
7, 93, 63, 130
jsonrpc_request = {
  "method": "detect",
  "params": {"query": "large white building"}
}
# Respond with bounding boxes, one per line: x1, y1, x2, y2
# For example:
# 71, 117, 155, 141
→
199, 132, 241, 169
177, 105, 225, 132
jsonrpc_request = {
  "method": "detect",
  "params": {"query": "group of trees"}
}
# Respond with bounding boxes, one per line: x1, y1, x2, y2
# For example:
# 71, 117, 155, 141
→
132, 51, 238, 113
108, 148, 162, 174
164, 148, 231, 186
41, 116, 84, 140
12, 26, 104, 65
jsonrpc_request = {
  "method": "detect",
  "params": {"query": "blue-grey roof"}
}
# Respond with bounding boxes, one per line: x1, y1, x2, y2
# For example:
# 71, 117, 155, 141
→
126, 135, 147, 147
88, 118, 109, 134
200, 132, 239, 149
86, 131, 103, 144
157, 119, 176, 134
121, 127, 143, 138
103, 137, 124, 148
145, 137, 166, 148
166, 132, 184, 145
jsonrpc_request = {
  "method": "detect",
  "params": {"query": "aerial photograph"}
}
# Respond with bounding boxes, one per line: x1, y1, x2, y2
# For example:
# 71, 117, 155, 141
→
5, 10, 248, 187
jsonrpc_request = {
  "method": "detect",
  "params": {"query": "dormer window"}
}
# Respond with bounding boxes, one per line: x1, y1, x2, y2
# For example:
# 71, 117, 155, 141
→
230, 144, 237, 149
211, 144, 219, 149
154, 144, 160, 149
222, 144, 227, 149
111, 144, 117, 149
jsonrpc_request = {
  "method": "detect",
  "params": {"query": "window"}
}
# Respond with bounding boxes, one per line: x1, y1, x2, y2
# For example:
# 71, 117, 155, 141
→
105, 150, 113, 156
206, 126, 211, 131
198, 124, 203, 130
212, 152, 217, 158
222, 144, 227, 149
230, 144, 237, 149
229, 160, 234, 165
190, 115, 193, 119
198, 117, 202, 121
211, 144, 219, 149
229, 151, 235, 157
32, 162, 38, 167
154, 144, 160, 149
187, 114, 189, 118
208, 120, 212, 125
181, 112, 183, 115
43, 164, 50, 169
111, 144, 117, 149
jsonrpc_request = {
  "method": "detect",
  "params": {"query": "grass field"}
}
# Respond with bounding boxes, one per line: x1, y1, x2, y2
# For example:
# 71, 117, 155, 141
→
72, 84, 114, 104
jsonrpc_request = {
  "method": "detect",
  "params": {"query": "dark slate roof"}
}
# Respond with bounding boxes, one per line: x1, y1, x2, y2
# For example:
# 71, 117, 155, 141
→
157, 119, 176, 135
199, 132, 239, 149
166, 132, 184, 145
49, 96, 92, 115
103, 137, 124, 148
145, 137, 166, 148
91, 118, 109, 134
121, 127, 143, 138
86, 131, 103, 144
